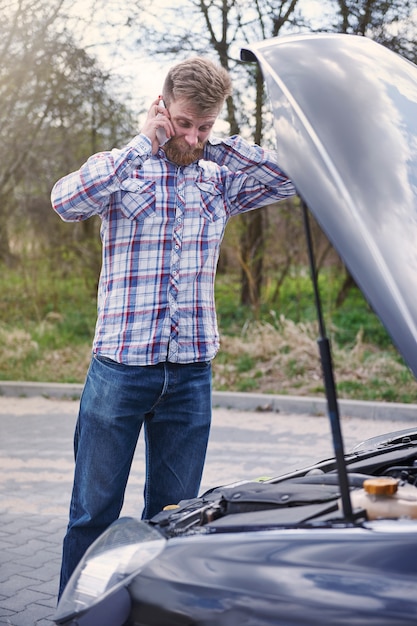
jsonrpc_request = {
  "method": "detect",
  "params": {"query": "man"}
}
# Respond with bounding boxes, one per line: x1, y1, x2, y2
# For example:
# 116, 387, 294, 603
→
52, 56, 296, 597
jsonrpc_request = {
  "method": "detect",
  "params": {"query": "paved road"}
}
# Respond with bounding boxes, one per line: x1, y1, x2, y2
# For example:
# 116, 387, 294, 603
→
0, 394, 416, 625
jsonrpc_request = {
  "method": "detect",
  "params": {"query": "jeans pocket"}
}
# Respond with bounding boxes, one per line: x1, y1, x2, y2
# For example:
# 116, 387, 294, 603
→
94, 353, 123, 368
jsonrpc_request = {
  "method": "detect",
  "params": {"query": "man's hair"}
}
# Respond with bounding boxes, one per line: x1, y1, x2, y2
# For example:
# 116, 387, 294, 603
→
162, 57, 232, 114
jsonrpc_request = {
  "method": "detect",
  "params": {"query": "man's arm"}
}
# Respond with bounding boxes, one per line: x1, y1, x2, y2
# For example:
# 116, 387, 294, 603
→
203, 135, 296, 212
51, 97, 173, 222
51, 135, 153, 222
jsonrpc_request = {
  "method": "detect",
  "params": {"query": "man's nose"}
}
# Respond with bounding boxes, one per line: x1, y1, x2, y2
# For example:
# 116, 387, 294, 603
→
184, 128, 199, 147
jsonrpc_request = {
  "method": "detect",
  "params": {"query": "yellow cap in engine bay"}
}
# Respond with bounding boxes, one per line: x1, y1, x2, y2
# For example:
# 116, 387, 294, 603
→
363, 477, 399, 496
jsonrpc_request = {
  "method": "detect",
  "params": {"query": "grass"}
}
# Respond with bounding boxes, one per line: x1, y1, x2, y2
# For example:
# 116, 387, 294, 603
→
213, 316, 417, 403
0, 261, 416, 403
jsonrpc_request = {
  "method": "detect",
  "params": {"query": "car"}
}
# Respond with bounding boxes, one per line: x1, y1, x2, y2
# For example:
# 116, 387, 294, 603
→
54, 32, 417, 626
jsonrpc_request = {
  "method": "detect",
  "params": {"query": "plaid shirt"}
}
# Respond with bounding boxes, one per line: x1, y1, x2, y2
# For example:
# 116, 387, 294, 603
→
51, 133, 295, 365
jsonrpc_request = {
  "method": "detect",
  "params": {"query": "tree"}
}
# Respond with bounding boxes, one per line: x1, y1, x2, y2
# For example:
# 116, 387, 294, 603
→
0, 0, 137, 272
128, 0, 303, 308
335, 0, 417, 62
127, 0, 417, 311
9, 0, 414, 305
0, 0, 65, 262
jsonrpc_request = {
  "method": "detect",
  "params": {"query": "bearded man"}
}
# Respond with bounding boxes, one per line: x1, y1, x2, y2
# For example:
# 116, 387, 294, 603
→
51, 56, 295, 598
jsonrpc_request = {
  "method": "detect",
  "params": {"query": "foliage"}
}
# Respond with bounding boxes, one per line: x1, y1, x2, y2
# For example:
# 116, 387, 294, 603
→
335, 0, 417, 62
213, 315, 417, 403
128, 1, 308, 308
1, 0, 417, 402
0, 0, 137, 266
124, 0, 417, 307
1, 259, 415, 403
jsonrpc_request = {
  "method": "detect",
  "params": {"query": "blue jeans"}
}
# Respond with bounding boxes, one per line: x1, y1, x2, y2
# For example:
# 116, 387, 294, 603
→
59, 355, 212, 597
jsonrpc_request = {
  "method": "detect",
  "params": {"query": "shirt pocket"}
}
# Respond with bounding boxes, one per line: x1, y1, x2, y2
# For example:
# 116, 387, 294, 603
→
195, 180, 226, 222
120, 178, 156, 220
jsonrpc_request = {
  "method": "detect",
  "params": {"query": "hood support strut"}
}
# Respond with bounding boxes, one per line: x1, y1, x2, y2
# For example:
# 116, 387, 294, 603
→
301, 199, 354, 521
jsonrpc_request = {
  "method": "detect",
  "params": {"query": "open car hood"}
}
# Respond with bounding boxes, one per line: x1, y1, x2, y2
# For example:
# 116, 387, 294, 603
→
241, 33, 417, 378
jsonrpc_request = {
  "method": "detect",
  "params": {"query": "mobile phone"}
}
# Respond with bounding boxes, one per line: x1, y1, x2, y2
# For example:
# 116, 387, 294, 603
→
156, 98, 169, 146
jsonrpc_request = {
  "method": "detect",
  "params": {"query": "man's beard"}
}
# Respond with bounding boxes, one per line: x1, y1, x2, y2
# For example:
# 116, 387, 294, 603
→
163, 136, 205, 166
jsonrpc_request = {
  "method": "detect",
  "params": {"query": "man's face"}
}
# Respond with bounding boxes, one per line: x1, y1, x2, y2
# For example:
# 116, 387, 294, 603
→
163, 98, 219, 166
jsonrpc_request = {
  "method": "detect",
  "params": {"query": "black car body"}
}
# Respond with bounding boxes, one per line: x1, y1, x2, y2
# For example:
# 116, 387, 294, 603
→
55, 33, 417, 626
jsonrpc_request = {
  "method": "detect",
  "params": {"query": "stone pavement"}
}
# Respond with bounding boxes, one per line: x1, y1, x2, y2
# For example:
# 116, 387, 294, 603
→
0, 390, 416, 626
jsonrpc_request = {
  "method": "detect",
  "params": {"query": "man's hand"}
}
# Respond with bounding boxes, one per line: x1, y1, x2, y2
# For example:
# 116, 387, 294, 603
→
141, 98, 174, 154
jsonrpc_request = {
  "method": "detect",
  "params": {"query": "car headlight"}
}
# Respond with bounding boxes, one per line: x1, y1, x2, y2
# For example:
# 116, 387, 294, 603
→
55, 517, 166, 624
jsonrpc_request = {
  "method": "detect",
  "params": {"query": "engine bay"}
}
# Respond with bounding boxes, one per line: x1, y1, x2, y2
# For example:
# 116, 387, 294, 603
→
151, 437, 417, 536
